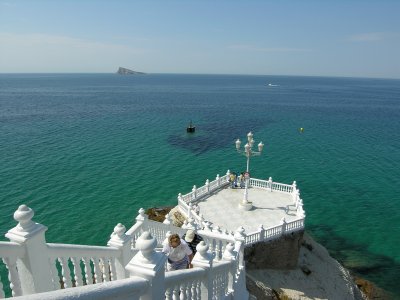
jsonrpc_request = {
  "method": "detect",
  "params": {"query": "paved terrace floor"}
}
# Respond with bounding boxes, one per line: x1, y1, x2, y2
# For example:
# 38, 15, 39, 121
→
196, 186, 298, 234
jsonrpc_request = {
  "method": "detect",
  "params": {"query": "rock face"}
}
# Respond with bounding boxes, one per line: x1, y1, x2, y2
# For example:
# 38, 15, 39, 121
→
246, 233, 366, 300
116, 67, 145, 75
245, 230, 304, 270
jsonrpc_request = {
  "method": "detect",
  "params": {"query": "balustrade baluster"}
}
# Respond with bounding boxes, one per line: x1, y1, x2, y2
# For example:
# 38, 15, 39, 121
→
172, 287, 180, 300
109, 257, 116, 281
0, 272, 4, 298
180, 283, 186, 300
49, 258, 61, 289
82, 257, 93, 285
58, 257, 72, 289
71, 257, 83, 287
2, 257, 22, 297
92, 258, 102, 283
101, 258, 110, 282
165, 288, 172, 300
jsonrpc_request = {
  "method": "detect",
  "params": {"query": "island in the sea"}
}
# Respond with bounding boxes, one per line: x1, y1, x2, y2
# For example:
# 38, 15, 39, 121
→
116, 67, 146, 75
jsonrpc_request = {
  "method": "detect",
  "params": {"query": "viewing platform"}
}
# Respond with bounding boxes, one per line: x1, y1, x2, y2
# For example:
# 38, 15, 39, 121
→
177, 171, 305, 246
197, 181, 299, 233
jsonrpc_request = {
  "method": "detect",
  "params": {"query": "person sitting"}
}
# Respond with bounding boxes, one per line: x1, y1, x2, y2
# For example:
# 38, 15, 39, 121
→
182, 229, 203, 256
162, 233, 193, 271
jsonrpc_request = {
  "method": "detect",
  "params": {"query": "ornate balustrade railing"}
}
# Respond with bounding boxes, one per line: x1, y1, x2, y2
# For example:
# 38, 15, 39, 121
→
164, 268, 204, 299
46, 243, 122, 289
244, 217, 305, 245
0, 205, 248, 299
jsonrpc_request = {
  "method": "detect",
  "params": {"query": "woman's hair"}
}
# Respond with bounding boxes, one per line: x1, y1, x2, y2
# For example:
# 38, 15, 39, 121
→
168, 234, 181, 246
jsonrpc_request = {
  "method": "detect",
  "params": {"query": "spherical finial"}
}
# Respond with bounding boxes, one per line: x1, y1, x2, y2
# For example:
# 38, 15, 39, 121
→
234, 226, 246, 239
223, 242, 236, 260
196, 241, 209, 256
136, 231, 157, 259
14, 205, 35, 231
113, 223, 126, 237
281, 217, 286, 224
138, 208, 145, 216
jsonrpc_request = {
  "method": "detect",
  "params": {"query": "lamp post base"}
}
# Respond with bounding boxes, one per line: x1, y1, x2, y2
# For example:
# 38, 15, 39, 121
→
239, 201, 253, 211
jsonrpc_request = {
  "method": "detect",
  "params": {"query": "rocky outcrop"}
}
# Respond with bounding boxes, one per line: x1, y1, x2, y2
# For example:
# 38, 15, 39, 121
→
246, 233, 366, 300
245, 231, 304, 270
116, 67, 145, 75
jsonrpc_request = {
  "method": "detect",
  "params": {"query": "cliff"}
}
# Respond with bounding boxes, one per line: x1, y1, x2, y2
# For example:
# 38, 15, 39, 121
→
116, 67, 145, 75
246, 233, 389, 300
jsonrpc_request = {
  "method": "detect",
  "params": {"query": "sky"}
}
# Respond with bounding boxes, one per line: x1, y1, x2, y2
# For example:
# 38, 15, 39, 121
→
1, 0, 400, 78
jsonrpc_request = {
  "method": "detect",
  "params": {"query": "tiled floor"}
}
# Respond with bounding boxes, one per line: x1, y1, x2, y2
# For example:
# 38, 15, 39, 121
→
196, 186, 298, 234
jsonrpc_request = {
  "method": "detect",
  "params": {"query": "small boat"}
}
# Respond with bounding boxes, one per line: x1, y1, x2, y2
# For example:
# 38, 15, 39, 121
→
187, 120, 196, 133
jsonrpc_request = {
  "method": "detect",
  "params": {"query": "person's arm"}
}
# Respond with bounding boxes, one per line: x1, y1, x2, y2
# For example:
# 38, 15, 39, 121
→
188, 253, 194, 268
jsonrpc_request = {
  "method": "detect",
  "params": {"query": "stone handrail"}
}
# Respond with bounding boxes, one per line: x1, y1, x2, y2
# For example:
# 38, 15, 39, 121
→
12, 277, 149, 300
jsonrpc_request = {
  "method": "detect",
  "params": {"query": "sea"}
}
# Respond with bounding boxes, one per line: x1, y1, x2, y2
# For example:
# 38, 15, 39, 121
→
1, 73, 399, 297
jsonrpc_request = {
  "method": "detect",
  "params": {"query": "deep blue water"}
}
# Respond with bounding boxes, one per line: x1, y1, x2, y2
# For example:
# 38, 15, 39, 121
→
1, 74, 399, 296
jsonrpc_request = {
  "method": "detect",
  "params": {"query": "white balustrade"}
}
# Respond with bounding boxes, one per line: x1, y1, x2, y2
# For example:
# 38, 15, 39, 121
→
164, 268, 204, 300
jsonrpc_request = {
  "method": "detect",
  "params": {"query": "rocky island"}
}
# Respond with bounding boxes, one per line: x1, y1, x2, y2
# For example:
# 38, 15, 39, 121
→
116, 67, 145, 75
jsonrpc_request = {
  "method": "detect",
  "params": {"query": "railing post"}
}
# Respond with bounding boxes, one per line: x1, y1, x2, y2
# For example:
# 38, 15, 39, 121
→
268, 177, 273, 192
107, 223, 132, 280
297, 199, 305, 217
226, 170, 231, 182
216, 174, 220, 187
136, 208, 148, 225
281, 217, 287, 235
258, 224, 265, 242
5, 205, 54, 295
205, 179, 210, 193
192, 185, 197, 201
188, 203, 193, 219
192, 241, 213, 300
125, 232, 166, 300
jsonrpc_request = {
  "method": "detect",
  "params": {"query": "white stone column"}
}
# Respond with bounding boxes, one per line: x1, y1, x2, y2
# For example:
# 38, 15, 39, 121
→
5, 205, 54, 295
192, 241, 213, 300
125, 231, 167, 300
107, 223, 132, 280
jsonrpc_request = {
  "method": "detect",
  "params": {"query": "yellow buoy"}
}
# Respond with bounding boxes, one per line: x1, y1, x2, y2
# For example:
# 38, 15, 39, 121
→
299, 127, 304, 133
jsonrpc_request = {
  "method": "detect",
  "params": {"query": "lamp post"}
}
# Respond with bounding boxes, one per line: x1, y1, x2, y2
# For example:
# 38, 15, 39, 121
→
235, 132, 264, 210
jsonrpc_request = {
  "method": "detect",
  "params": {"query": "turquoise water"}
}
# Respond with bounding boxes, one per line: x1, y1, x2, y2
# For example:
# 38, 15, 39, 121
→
1, 74, 399, 296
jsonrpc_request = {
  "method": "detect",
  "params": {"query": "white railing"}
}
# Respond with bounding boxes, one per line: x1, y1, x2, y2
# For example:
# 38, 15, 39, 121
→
0, 205, 248, 299
249, 177, 294, 194
164, 268, 204, 299
244, 217, 305, 245
46, 243, 122, 289
180, 172, 230, 205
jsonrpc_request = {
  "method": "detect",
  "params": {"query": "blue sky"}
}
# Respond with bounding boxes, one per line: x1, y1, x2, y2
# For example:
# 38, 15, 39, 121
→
1, 0, 399, 78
